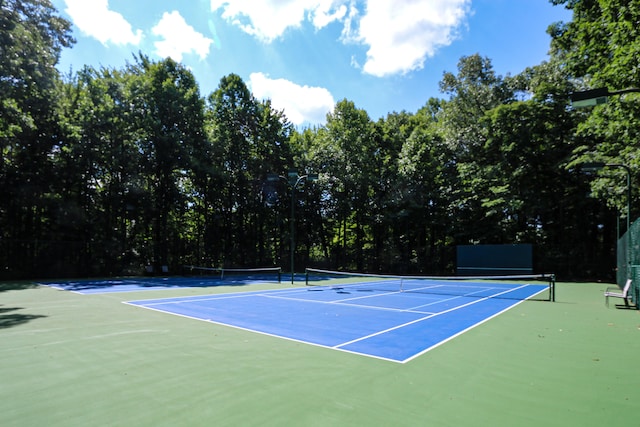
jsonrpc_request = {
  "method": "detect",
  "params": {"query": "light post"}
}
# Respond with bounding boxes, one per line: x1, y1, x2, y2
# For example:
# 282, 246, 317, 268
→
571, 87, 638, 299
268, 169, 318, 284
582, 162, 631, 247
582, 162, 632, 294
570, 87, 640, 108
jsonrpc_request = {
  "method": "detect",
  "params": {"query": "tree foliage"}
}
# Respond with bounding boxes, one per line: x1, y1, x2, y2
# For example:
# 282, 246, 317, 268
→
551, 0, 640, 226
0, 0, 634, 281
0, 0, 74, 276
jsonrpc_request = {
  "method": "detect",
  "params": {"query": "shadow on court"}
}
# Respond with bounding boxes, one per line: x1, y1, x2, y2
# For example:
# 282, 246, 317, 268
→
0, 282, 40, 293
42, 275, 283, 294
0, 306, 47, 329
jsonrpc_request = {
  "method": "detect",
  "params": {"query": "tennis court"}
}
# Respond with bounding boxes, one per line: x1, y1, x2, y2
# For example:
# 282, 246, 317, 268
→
2, 277, 639, 427
42, 267, 282, 294
125, 275, 548, 363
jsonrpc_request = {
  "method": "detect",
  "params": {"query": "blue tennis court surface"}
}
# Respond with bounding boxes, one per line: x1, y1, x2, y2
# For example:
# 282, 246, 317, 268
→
42, 275, 278, 294
126, 280, 547, 363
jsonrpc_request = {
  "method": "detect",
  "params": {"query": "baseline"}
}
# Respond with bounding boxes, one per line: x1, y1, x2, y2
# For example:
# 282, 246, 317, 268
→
125, 283, 546, 362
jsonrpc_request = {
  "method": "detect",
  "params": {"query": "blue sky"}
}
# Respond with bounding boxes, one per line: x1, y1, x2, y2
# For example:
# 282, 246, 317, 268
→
52, 0, 572, 126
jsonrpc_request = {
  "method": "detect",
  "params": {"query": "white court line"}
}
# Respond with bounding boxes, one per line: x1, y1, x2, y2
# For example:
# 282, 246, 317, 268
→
123, 299, 407, 364
263, 283, 518, 314
129, 287, 309, 306
403, 286, 548, 363
334, 284, 533, 350
125, 283, 546, 363
261, 292, 436, 315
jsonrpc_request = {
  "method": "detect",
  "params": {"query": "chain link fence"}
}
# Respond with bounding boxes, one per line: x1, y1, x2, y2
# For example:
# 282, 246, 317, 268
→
617, 218, 640, 306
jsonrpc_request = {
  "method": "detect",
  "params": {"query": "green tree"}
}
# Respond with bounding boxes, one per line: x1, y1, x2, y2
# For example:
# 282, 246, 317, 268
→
127, 56, 207, 269
550, 0, 640, 274
205, 74, 293, 268
56, 66, 145, 275
395, 102, 457, 273
310, 99, 375, 270
0, 0, 74, 277
439, 54, 515, 155
438, 54, 516, 245
549, 0, 640, 90
0, 0, 74, 141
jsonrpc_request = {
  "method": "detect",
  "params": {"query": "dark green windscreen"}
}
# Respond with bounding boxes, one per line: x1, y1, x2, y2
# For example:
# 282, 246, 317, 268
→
457, 244, 533, 275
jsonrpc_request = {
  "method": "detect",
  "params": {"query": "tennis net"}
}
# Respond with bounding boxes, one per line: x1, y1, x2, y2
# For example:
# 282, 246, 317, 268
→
183, 265, 282, 283
305, 268, 555, 301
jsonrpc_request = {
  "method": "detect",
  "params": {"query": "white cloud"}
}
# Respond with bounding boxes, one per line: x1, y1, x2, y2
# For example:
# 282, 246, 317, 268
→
249, 72, 335, 125
210, 0, 347, 42
211, 0, 471, 76
356, 0, 471, 77
152, 11, 214, 62
63, 0, 142, 45
312, 3, 347, 29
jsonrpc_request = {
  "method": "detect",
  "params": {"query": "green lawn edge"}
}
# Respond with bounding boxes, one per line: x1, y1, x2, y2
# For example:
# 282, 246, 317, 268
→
1, 280, 638, 426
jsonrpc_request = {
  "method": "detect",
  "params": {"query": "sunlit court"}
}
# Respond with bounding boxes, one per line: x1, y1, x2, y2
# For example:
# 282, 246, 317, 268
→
126, 278, 548, 363
3, 275, 639, 427
3, 0, 640, 425
45, 270, 552, 363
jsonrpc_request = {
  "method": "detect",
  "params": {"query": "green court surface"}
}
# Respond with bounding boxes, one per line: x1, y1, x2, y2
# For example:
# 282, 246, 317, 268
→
1, 280, 638, 426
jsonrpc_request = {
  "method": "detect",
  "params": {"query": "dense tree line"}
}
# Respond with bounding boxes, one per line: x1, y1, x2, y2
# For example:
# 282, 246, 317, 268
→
2, 0, 638, 280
